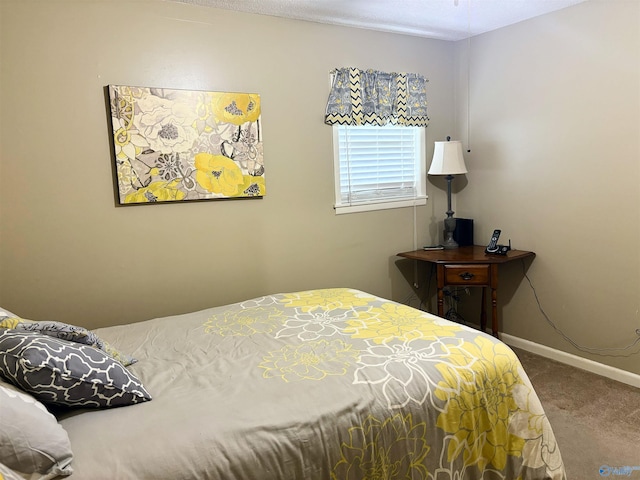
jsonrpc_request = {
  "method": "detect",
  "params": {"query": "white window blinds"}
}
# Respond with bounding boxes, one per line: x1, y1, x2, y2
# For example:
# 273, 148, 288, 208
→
334, 124, 426, 209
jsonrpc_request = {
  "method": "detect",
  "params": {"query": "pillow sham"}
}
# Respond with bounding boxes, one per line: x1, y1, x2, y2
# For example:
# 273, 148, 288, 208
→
0, 330, 151, 408
0, 307, 19, 318
0, 317, 136, 367
12, 320, 137, 366
0, 379, 73, 478
0, 308, 22, 329
0, 462, 25, 480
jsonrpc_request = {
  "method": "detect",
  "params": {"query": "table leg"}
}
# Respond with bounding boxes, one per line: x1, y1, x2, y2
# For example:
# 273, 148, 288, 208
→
491, 287, 498, 337
436, 265, 445, 317
480, 287, 487, 333
437, 288, 444, 317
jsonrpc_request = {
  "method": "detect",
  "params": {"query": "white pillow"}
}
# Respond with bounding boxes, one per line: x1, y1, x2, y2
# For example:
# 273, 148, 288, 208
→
0, 307, 19, 318
0, 379, 74, 478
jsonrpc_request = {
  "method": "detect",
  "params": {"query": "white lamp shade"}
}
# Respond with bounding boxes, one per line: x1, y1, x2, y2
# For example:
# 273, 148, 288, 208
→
428, 140, 468, 175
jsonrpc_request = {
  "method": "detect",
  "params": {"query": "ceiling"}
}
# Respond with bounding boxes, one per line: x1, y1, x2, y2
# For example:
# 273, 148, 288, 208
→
172, 0, 588, 41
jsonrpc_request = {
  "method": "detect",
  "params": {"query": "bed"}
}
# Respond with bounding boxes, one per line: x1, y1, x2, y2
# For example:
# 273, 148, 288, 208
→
0, 288, 566, 480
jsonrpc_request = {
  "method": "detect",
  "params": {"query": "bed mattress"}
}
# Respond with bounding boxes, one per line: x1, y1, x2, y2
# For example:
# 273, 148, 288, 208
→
56, 288, 565, 479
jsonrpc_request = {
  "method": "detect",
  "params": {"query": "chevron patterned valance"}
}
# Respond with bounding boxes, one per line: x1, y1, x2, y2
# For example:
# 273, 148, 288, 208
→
324, 68, 429, 127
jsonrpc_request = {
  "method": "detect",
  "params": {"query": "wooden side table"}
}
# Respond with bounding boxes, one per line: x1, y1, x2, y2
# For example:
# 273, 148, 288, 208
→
397, 246, 535, 337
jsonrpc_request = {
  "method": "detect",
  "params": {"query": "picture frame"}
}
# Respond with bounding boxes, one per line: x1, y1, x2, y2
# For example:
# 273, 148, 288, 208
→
108, 85, 265, 204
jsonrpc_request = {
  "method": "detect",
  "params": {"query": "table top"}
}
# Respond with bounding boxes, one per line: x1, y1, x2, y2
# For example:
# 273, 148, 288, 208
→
397, 245, 535, 264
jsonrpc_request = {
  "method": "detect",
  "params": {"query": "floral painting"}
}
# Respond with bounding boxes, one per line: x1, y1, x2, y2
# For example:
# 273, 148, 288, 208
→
108, 85, 265, 204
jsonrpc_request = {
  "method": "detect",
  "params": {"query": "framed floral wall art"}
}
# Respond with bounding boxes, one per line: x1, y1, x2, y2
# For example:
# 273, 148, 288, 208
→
108, 85, 265, 204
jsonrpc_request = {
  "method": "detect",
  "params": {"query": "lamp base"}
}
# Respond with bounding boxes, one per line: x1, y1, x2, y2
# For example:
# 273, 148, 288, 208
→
442, 235, 459, 249
443, 216, 459, 249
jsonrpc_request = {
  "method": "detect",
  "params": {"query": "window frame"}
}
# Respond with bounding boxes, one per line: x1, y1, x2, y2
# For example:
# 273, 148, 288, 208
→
332, 124, 427, 215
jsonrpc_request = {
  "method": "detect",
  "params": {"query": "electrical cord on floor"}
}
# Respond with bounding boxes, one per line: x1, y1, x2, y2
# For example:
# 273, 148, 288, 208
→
521, 259, 640, 357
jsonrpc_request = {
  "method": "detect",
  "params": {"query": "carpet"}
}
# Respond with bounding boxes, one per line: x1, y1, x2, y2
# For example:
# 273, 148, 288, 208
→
512, 347, 640, 479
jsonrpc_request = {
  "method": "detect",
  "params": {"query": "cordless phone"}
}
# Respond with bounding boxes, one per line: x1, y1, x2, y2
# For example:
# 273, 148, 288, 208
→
485, 229, 511, 255
485, 229, 501, 254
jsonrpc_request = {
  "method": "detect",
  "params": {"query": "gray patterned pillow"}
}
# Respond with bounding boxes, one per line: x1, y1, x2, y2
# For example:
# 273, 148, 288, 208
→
0, 330, 151, 408
12, 320, 137, 366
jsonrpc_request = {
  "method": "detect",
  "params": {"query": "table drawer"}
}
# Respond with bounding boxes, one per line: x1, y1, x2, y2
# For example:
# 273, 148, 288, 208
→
443, 264, 490, 285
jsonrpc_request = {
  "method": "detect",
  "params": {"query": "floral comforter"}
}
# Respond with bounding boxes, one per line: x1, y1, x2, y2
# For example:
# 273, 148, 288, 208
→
58, 288, 565, 479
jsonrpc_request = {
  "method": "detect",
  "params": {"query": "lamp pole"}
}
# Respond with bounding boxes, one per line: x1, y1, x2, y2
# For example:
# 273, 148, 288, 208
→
443, 174, 458, 249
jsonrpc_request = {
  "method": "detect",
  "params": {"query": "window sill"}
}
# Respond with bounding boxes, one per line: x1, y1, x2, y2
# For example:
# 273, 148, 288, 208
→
334, 196, 427, 215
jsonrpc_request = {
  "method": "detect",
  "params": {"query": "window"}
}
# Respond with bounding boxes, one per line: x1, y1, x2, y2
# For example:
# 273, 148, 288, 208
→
333, 124, 426, 214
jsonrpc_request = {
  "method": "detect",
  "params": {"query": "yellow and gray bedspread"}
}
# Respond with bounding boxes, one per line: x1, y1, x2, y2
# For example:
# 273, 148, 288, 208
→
58, 288, 566, 479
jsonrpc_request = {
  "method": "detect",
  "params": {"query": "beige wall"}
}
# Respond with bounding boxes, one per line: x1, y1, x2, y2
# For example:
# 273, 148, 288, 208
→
455, 0, 640, 374
2, 0, 639, 376
0, 1, 455, 327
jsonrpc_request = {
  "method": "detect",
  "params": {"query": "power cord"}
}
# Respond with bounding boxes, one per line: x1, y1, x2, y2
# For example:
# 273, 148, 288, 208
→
419, 263, 435, 312
415, 264, 469, 326
522, 259, 640, 357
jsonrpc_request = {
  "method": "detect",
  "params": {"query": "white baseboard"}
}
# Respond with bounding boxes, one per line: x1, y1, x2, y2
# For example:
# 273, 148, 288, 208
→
501, 333, 640, 389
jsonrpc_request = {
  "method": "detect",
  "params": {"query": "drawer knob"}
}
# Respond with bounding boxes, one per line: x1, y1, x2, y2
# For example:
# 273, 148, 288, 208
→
459, 272, 475, 280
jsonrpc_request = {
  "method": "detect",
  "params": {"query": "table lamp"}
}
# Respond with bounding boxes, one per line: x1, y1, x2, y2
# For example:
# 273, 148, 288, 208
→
428, 137, 468, 249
